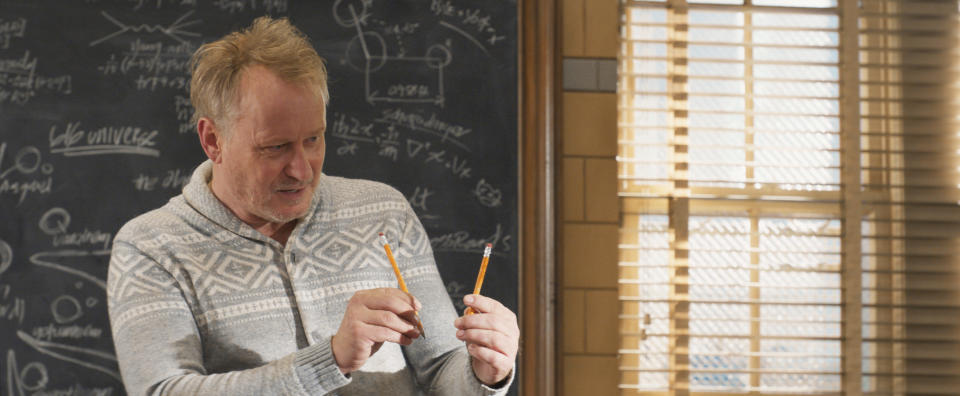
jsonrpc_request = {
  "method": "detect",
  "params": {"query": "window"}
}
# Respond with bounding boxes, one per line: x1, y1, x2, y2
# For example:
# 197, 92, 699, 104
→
618, 0, 960, 394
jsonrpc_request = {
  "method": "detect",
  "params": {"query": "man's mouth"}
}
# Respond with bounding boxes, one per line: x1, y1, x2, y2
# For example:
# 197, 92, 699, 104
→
277, 186, 305, 194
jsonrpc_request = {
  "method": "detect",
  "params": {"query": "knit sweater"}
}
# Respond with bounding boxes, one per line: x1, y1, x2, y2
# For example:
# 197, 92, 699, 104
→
107, 160, 512, 395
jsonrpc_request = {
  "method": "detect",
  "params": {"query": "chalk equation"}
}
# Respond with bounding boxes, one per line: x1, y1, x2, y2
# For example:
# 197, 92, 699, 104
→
97, 39, 193, 78
0, 51, 72, 105
330, 109, 472, 168
430, 0, 507, 49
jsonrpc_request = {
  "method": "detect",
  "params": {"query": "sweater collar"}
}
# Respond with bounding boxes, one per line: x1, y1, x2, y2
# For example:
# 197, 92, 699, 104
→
182, 160, 325, 246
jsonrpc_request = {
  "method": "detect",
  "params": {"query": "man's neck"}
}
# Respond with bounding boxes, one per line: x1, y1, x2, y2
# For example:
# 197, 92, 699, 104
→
208, 176, 298, 246
255, 221, 297, 246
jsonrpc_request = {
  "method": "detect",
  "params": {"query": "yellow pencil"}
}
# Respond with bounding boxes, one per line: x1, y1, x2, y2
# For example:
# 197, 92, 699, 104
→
465, 243, 493, 315
379, 232, 426, 338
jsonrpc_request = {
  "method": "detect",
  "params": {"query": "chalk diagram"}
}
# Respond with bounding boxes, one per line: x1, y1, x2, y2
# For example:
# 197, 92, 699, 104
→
89, 10, 201, 47
334, 0, 452, 106
3, 207, 120, 394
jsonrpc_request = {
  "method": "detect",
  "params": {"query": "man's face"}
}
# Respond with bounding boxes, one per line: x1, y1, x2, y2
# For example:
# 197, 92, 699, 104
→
213, 65, 326, 226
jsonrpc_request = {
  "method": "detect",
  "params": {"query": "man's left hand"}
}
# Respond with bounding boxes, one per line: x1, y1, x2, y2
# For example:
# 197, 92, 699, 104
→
454, 294, 519, 386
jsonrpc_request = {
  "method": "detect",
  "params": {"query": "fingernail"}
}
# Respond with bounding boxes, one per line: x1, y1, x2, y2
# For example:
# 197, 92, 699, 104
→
414, 298, 422, 310
464, 295, 474, 304
457, 330, 465, 337
454, 318, 462, 327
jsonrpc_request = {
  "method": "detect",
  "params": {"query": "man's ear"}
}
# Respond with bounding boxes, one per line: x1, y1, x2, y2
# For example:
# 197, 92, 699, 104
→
197, 117, 223, 163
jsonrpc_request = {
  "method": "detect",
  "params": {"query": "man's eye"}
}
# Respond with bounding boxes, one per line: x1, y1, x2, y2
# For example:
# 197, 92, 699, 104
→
265, 144, 286, 152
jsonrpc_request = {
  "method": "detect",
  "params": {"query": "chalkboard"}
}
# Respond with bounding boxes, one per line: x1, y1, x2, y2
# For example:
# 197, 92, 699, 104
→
0, 1, 518, 394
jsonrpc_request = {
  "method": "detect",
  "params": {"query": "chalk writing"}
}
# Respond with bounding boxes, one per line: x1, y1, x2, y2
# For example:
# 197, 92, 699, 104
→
331, 112, 375, 143
387, 84, 431, 98
89, 11, 201, 47
97, 40, 193, 77
0, 142, 54, 203
175, 95, 194, 134
49, 122, 160, 157
384, 22, 420, 36
0, 51, 73, 105
376, 125, 400, 161
336, 141, 359, 156
407, 186, 434, 212
0, 177, 52, 203
432, 0, 506, 49
213, 0, 288, 14
378, 108, 471, 150
0, 284, 26, 324
0, 240, 10, 277
31, 324, 103, 341
423, 149, 471, 179
40, 207, 113, 250
473, 178, 503, 208
130, 0, 199, 10
430, 223, 511, 253
132, 167, 191, 191
134, 74, 189, 91
0, 17, 27, 49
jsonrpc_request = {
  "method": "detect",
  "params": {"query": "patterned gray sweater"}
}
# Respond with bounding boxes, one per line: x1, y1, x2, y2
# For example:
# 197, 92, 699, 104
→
107, 161, 512, 395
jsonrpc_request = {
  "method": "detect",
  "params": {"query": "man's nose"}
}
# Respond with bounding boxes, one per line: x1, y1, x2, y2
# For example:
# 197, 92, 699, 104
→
285, 145, 314, 182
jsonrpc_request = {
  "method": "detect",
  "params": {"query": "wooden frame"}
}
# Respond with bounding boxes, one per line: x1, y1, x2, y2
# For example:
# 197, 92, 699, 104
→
520, 0, 557, 395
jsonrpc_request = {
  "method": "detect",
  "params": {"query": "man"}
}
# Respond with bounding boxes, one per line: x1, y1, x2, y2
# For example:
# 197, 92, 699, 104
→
107, 16, 518, 395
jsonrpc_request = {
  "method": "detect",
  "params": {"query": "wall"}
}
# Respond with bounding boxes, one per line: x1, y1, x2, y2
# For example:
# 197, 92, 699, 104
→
558, 0, 620, 395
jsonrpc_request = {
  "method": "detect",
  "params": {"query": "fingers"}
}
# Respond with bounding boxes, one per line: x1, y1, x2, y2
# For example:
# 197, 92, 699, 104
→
359, 306, 421, 339
350, 288, 422, 335
361, 322, 414, 346
359, 288, 422, 313
455, 297, 519, 337
456, 329, 515, 355
461, 294, 507, 316
454, 294, 520, 362
333, 288, 425, 374
467, 343, 514, 375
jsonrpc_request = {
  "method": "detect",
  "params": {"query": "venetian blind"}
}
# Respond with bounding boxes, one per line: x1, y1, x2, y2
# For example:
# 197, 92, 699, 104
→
617, 0, 960, 394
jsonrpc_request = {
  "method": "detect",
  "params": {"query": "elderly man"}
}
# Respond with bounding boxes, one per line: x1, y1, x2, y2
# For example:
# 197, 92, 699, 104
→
107, 16, 518, 395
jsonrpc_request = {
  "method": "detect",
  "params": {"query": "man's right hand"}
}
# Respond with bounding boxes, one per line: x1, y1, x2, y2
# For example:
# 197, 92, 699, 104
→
331, 288, 423, 374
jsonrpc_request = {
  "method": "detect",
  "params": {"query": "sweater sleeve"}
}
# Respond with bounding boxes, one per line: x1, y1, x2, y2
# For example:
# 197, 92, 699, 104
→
391, 202, 515, 396
107, 240, 351, 396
